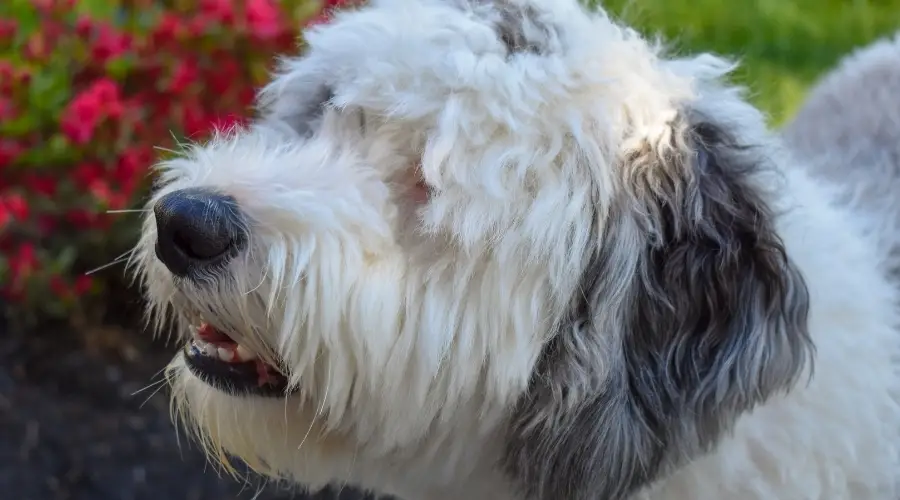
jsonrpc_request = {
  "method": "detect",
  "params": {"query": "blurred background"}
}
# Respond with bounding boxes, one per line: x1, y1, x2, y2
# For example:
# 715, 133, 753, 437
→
0, 0, 897, 498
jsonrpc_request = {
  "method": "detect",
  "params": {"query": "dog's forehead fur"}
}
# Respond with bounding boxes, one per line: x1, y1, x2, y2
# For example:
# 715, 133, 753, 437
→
262, 0, 697, 145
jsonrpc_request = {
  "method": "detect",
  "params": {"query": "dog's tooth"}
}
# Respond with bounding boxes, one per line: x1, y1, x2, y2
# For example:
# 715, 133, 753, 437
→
235, 344, 257, 361
202, 343, 218, 357
217, 347, 235, 362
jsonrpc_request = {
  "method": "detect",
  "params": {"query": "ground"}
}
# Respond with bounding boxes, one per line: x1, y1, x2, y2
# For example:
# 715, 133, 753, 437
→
0, 308, 379, 500
3, 1, 900, 499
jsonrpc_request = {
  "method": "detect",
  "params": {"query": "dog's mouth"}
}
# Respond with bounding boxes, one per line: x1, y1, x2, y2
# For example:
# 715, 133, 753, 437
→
182, 322, 293, 397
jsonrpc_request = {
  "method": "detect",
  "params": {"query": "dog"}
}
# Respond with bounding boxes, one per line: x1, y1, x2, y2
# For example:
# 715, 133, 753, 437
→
783, 33, 900, 284
131, 1, 900, 498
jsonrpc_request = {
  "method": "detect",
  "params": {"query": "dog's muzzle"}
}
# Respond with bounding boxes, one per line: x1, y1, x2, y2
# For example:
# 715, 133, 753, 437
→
153, 187, 247, 278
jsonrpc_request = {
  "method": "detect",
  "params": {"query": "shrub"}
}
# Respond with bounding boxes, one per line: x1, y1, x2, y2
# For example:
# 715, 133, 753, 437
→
0, 0, 354, 323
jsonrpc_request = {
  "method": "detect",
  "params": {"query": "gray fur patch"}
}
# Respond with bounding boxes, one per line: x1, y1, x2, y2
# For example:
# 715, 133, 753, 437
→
492, 2, 549, 55
285, 84, 334, 137
460, 0, 558, 56
504, 114, 814, 500
259, 82, 333, 138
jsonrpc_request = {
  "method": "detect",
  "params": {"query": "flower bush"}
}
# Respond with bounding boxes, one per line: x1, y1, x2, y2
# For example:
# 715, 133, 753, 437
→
0, 0, 355, 322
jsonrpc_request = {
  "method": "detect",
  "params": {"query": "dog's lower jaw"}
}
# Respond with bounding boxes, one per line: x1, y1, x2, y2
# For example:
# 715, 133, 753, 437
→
166, 355, 354, 485
167, 353, 523, 499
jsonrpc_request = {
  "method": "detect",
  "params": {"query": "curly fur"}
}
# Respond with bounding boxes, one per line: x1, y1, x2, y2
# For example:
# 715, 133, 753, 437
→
132, 1, 900, 499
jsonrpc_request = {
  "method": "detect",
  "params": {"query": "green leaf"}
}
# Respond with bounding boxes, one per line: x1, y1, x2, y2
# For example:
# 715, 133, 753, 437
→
105, 56, 134, 80
27, 68, 72, 120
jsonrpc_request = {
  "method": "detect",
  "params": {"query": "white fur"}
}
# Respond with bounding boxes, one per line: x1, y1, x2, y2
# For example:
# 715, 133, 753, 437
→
133, 1, 900, 498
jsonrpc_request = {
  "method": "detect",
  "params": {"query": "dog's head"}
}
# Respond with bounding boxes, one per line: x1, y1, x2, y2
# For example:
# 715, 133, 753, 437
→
133, 0, 813, 497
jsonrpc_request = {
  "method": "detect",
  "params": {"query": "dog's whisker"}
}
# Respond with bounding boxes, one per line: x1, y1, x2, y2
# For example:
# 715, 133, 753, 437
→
84, 256, 130, 276
130, 377, 166, 398
138, 379, 169, 409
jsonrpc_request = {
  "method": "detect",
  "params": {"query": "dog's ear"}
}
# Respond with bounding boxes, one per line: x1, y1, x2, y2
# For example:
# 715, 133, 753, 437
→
504, 113, 814, 500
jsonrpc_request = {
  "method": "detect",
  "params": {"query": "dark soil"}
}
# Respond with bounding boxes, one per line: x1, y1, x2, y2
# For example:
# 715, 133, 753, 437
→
0, 303, 373, 500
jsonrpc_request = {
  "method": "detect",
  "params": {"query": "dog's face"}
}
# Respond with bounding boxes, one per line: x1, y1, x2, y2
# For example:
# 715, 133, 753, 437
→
133, 0, 813, 498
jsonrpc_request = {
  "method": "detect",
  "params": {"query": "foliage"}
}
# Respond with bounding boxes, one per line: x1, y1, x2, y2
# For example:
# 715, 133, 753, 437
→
0, 0, 349, 321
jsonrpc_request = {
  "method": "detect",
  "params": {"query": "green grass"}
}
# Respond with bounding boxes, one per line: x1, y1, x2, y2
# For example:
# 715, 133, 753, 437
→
593, 0, 900, 125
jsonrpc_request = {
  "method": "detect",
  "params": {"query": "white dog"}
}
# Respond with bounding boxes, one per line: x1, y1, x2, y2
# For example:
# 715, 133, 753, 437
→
132, 1, 900, 498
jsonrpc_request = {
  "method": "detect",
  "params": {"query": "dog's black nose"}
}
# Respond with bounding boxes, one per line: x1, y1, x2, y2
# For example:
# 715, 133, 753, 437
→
153, 188, 245, 277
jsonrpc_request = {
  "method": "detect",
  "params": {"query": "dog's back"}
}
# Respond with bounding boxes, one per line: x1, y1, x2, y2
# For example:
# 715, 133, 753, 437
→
783, 33, 900, 279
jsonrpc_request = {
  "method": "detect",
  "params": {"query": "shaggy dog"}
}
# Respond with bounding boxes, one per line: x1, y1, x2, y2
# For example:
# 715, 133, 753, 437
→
132, 1, 900, 498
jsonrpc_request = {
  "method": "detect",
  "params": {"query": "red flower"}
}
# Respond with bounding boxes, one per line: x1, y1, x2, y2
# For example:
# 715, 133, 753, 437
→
0, 202, 9, 229
182, 103, 210, 138
50, 275, 69, 298
0, 139, 23, 169
9, 242, 37, 279
246, 0, 284, 41
75, 16, 94, 37
66, 209, 100, 229
61, 92, 103, 143
207, 58, 241, 95
30, 0, 54, 15
73, 163, 106, 189
306, 0, 356, 26
151, 13, 184, 45
0, 60, 11, 77
0, 19, 17, 41
238, 87, 256, 107
168, 59, 199, 93
91, 24, 132, 64
15, 67, 31, 85
114, 147, 151, 194
3, 194, 28, 221
37, 215, 56, 233
0, 97, 15, 120
209, 113, 245, 134
74, 275, 93, 295
200, 0, 236, 25
60, 78, 122, 143
90, 78, 121, 103
23, 174, 58, 197
185, 16, 209, 39
88, 179, 127, 209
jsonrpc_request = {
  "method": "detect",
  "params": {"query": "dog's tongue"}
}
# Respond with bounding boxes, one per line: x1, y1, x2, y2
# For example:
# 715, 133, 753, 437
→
197, 322, 235, 344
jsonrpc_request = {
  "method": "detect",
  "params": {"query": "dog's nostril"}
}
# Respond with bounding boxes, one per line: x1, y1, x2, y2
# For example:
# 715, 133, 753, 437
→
171, 227, 231, 260
153, 188, 245, 277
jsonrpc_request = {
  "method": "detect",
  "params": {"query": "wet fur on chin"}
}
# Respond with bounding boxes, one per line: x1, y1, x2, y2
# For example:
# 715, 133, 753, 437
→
133, 1, 900, 499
